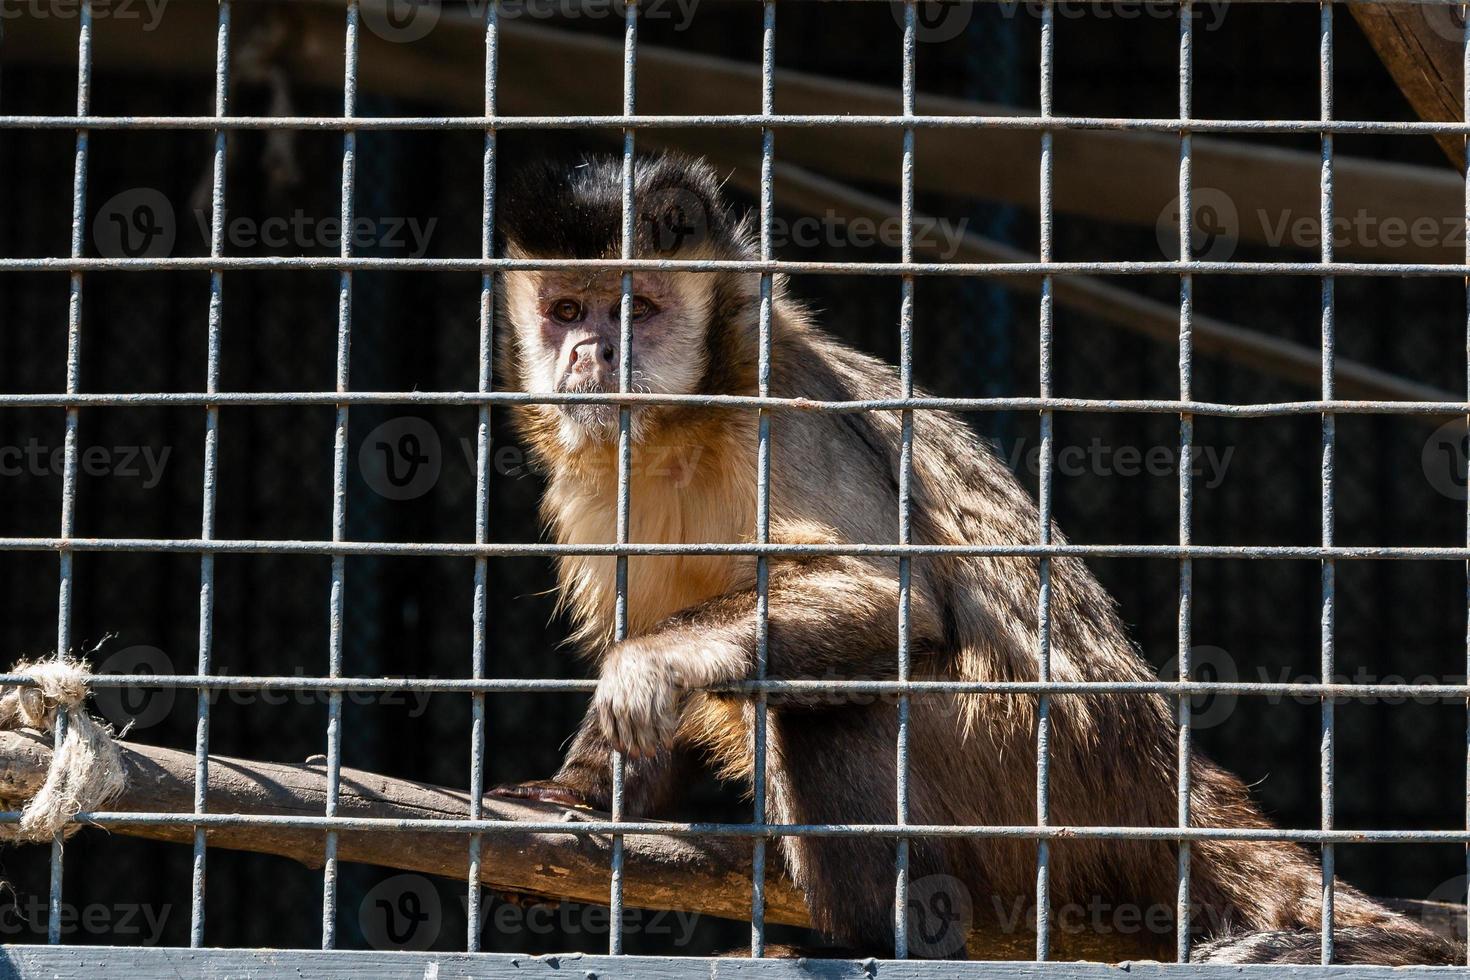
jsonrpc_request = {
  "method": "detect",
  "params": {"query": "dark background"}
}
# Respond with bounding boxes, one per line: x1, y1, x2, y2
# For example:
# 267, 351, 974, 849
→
1, 0, 1468, 955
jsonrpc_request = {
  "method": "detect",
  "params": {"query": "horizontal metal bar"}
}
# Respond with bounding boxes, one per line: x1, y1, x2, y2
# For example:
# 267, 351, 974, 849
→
3, 537, 1470, 560
6, 114, 1470, 135
27, 811, 1470, 843
6, 257, 1470, 277
29, 674, 1470, 699
0, 947, 1459, 980
0, 392, 1465, 416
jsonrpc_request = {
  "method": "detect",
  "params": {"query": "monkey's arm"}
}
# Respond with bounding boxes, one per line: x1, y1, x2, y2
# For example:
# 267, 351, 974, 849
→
596, 556, 942, 758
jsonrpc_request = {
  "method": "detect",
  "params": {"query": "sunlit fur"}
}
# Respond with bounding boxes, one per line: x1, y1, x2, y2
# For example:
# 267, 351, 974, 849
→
495, 153, 1459, 964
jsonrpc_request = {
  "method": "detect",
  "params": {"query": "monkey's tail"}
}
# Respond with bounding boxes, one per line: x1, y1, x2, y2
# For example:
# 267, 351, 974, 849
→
1193, 925, 1463, 965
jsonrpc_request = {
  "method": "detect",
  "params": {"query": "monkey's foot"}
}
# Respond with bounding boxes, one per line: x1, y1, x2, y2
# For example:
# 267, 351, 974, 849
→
490, 779, 602, 810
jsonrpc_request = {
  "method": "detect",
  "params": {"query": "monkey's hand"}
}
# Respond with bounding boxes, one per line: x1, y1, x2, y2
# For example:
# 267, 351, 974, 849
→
489, 779, 603, 810
594, 641, 684, 760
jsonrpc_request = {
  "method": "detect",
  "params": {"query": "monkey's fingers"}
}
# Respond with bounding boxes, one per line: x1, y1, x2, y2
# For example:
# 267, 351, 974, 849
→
489, 779, 597, 810
596, 688, 679, 760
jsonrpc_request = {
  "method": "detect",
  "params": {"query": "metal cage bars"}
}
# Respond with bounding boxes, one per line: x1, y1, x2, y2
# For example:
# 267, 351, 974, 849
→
1175, 0, 1195, 963
1463, 2, 1470, 970
608, 0, 637, 954
467, 0, 500, 954
4, 0, 1470, 966
1036, 0, 1056, 959
50, 0, 91, 948
191, 0, 230, 948
751, 0, 776, 958
1319, 0, 1338, 964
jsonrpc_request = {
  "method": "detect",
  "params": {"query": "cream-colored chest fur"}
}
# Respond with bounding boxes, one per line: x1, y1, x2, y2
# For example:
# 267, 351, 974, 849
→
549, 445, 758, 651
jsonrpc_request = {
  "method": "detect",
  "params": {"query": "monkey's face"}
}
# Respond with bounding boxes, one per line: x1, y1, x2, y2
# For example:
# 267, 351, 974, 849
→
505, 268, 714, 448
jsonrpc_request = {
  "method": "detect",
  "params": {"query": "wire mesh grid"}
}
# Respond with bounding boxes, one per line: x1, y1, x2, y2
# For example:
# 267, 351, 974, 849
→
2, 0, 1470, 971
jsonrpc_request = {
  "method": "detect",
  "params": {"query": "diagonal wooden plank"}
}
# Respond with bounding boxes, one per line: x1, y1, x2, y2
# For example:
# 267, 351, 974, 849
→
7, 0, 1465, 262
1348, 4, 1466, 169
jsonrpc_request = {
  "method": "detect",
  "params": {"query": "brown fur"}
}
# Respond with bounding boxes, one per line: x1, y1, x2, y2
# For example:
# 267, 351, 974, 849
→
492, 155, 1458, 963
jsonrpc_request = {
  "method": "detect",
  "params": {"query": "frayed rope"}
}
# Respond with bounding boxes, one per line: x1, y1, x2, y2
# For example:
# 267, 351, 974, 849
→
0, 656, 125, 843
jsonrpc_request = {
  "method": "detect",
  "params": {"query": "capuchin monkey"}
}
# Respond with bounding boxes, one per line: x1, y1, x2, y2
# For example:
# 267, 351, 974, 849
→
490, 153, 1458, 964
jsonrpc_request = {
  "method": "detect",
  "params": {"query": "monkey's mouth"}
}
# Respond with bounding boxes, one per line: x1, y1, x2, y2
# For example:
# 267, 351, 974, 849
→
556, 378, 635, 440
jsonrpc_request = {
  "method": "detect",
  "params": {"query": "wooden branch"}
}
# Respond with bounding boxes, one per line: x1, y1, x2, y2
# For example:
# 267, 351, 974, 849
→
1349, 4, 1466, 170
0, 730, 805, 928
0, 729, 1174, 960
10, 0, 1466, 262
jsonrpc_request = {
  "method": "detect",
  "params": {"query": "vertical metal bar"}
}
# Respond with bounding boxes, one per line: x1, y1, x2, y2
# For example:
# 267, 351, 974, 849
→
192, 0, 231, 948
467, 0, 499, 952
894, 0, 916, 961
1035, 0, 1055, 962
610, 0, 638, 955
1175, 0, 1194, 964
750, 0, 775, 959
322, 0, 359, 951
1318, 0, 1336, 965
52, 0, 92, 945
1463, 3, 1470, 968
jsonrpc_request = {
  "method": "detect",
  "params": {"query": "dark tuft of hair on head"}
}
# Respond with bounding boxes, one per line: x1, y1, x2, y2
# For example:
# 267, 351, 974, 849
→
497, 153, 751, 260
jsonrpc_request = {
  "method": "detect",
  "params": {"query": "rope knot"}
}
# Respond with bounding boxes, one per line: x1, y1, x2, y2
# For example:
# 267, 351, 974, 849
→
0, 656, 126, 843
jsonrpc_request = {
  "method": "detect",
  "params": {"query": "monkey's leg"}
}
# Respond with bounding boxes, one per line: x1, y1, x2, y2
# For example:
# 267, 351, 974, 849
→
591, 556, 957, 952
766, 704, 965, 958
491, 706, 688, 816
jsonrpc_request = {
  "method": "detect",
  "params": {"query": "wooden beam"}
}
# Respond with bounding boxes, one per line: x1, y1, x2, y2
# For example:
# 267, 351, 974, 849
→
733, 160, 1457, 407
1349, 4, 1466, 169
9, 1, 1455, 405
7, 1, 1465, 262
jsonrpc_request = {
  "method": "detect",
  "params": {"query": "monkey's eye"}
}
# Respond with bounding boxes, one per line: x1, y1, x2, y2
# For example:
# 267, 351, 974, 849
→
549, 299, 583, 323
631, 296, 658, 321
614, 296, 660, 322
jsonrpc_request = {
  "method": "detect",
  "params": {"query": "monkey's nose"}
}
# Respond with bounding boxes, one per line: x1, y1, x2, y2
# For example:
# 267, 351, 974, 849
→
569, 337, 618, 378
